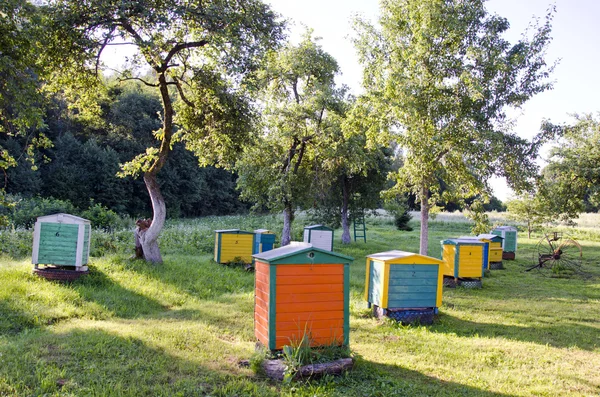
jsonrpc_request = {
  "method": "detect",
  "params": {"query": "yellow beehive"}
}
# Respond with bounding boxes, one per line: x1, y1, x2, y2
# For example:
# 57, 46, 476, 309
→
214, 229, 255, 264
477, 234, 504, 265
441, 238, 486, 279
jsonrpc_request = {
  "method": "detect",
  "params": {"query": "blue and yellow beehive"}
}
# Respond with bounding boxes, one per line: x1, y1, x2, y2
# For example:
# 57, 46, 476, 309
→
365, 250, 444, 322
441, 238, 487, 280
214, 229, 255, 264
459, 236, 491, 271
477, 234, 504, 267
253, 229, 276, 254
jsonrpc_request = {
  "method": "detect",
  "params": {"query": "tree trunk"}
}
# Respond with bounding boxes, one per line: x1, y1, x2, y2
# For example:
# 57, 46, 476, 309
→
281, 201, 294, 246
419, 185, 430, 256
137, 73, 173, 264
341, 177, 351, 244
141, 172, 166, 264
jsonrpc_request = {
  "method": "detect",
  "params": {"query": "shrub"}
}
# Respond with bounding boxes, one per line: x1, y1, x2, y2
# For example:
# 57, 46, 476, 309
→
384, 199, 413, 231
0, 229, 32, 258
81, 202, 128, 231
5, 195, 76, 229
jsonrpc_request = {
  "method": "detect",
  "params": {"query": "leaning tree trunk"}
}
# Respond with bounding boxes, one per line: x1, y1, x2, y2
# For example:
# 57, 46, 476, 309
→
419, 185, 430, 256
138, 73, 173, 264
341, 177, 351, 244
281, 200, 294, 246
141, 172, 166, 263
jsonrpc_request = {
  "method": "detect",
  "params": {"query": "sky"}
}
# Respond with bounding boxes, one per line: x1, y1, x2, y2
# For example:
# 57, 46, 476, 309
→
264, 0, 600, 201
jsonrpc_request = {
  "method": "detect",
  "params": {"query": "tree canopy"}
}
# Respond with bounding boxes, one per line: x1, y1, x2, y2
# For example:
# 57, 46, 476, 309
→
354, 0, 556, 254
43, 0, 284, 262
542, 113, 600, 218
236, 33, 342, 245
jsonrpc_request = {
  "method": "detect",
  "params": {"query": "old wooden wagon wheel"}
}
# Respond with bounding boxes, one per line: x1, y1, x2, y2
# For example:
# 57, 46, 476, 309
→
526, 232, 582, 276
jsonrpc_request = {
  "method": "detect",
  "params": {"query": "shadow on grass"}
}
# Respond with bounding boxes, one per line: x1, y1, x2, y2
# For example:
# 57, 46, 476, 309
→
0, 267, 168, 337
72, 266, 169, 318
433, 313, 600, 351
335, 359, 514, 397
0, 300, 41, 335
0, 327, 277, 397
119, 254, 256, 300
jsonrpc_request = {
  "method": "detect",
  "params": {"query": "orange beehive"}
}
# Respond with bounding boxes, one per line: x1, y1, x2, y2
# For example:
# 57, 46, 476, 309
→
253, 242, 353, 350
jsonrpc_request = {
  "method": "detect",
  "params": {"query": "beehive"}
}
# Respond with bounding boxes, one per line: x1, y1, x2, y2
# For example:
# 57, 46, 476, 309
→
492, 226, 518, 259
441, 238, 486, 280
459, 236, 490, 271
365, 251, 444, 322
253, 242, 353, 350
32, 213, 91, 271
477, 234, 504, 266
214, 229, 255, 264
303, 225, 334, 251
253, 229, 276, 254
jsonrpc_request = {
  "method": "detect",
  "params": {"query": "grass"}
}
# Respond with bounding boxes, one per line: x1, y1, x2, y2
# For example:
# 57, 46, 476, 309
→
0, 214, 599, 396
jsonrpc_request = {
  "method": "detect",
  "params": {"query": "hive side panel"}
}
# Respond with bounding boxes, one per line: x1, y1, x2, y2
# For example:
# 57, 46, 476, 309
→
482, 243, 489, 270
253, 235, 260, 255
261, 235, 275, 252
490, 241, 502, 249
442, 245, 455, 276
214, 233, 220, 262
458, 246, 484, 278
32, 221, 42, 264
504, 231, 517, 252
489, 248, 503, 262
254, 261, 271, 347
274, 264, 345, 349
36, 223, 79, 266
368, 261, 384, 306
219, 234, 254, 263
387, 264, 438, 308
309, 230, 333, 251
81, 225, 91, 266
364, 260, 371, 302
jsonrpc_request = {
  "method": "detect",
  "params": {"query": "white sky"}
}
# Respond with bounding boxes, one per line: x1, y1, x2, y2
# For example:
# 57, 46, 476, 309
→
264, 0, 600, 201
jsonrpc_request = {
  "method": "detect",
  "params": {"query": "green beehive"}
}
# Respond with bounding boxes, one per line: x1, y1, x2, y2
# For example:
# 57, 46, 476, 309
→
32, 213, 91, 271
492, 226, 518, 260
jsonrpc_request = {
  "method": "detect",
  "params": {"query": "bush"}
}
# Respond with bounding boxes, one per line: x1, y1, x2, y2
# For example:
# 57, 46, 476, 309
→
81, 202, 128, 231
5, 195, 76, 229
2, 195, 130, 232
0, 229, 32, 258
394, 211, 413, 231
384, 198, 413, 231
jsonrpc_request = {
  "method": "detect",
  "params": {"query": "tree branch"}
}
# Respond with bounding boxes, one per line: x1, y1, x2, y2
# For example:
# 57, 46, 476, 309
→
292, 79, 301, 104
117, 76, 159, 87
95, 26, 116, 76
173, 78, 195, 108
117, 19, 158, 69
161, 40, 209, 72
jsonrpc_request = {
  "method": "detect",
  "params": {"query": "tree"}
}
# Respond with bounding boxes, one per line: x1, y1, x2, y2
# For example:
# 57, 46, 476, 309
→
44, 0, 283, 262
354, 0, 556, 255
542, 113, 600, 217
0, 0, 51, 224
236, 33, 342, 246
506, 194, 552, 238
311, 105, 393, 243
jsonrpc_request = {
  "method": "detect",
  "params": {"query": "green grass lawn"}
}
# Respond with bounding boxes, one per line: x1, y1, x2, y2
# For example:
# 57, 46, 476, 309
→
1, 216, 599, 396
